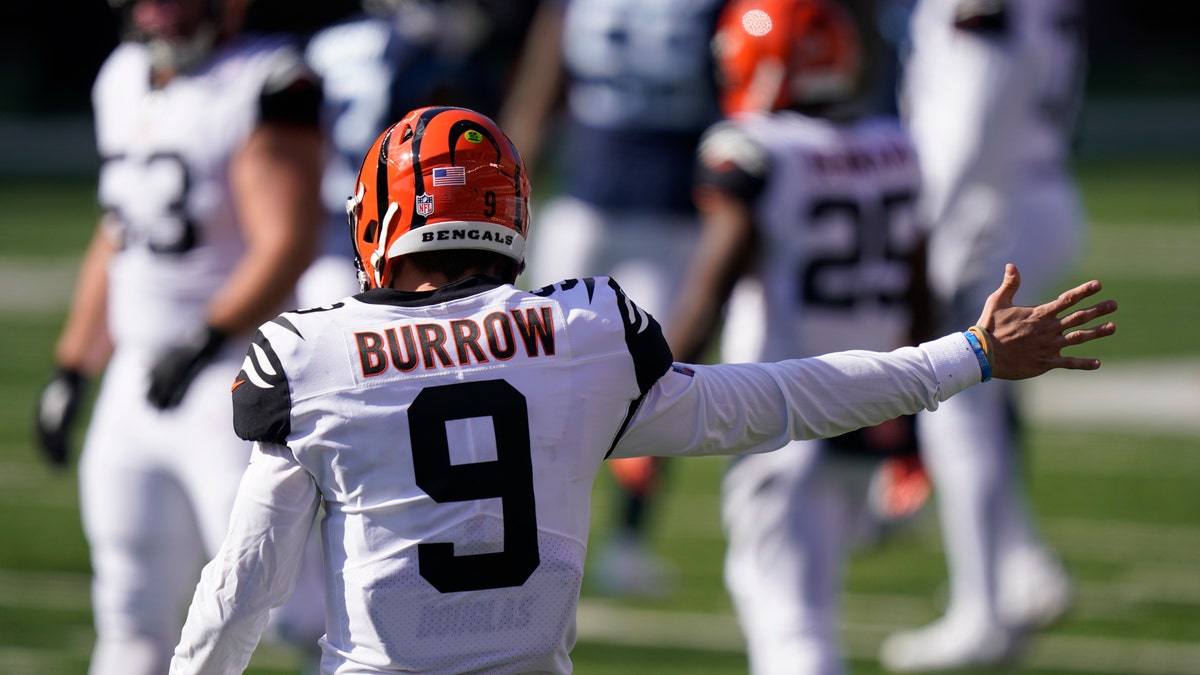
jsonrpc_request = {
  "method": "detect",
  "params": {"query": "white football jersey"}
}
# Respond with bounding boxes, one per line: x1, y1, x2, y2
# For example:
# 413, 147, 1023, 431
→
204, 276, 673, 674
904, 0, 1085, 222
903, 0, 1086, 302
92, 35, 314, 353
697, 112, 923, 362
172, 276, 984, 674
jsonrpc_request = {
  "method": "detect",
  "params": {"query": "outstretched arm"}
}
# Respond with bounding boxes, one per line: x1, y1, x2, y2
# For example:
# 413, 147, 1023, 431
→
614, 264, 1117, 459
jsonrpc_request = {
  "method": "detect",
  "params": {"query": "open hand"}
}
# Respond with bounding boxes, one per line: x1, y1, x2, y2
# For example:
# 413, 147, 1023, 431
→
976, 264, 1117, 380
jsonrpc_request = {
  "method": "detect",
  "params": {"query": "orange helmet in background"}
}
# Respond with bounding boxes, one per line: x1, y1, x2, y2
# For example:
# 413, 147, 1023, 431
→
347, 106, 531, 291
713, 0, 862, 115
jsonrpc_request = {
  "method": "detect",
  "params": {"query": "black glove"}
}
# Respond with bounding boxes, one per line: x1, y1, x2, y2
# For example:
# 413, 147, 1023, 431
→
147, 325, 227, 410
34, 367, 88, 468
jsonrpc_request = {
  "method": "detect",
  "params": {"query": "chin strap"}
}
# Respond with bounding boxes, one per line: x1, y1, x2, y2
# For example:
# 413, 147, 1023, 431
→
372, 201, 400, 289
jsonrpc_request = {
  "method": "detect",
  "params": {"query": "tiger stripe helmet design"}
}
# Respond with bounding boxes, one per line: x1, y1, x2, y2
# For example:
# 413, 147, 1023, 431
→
346, 106, 531, 291
713, 0, 862, 115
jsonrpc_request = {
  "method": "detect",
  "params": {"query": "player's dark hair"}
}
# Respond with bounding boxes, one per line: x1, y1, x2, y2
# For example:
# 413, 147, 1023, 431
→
404, 249, 520, 283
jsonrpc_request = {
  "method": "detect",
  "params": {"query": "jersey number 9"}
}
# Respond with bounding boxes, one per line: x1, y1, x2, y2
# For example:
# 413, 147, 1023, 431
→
409, 380, 541, 592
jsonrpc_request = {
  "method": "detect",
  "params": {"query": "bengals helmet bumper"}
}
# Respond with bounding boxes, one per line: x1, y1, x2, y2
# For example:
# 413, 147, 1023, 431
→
346, 106, 531, 290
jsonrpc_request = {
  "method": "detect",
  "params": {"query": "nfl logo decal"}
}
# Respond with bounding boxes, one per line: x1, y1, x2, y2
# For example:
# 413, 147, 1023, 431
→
416, 193, 434, 216
432, 166, 467, 186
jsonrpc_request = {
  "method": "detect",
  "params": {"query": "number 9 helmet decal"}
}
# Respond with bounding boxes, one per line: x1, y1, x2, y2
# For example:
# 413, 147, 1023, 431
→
713, 0, 862, 115
346, 106, 532, 291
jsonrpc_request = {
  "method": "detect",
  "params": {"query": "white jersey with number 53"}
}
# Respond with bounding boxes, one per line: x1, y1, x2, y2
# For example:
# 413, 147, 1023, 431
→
92, 36, 313, 353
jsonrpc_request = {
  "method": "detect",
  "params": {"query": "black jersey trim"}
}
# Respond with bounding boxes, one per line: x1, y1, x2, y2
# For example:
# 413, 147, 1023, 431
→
355, 275, 507, 307
605, 393, 648, 460
695, 150, 769, 203
232, 329, 293, 444
271, 315, 302, 338
607, 278, 673, 394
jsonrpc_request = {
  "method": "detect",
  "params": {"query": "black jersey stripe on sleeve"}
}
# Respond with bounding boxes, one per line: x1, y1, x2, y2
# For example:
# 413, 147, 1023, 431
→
607, 277, 673, 395
232, 329, 292, 445
602, 278, 674, 458
529, 276, 672, 392
271, 315, 303, 338
530, 277, 596, 302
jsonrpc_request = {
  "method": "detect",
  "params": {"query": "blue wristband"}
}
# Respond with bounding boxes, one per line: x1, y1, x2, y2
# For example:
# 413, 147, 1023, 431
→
963, 330, 992, 382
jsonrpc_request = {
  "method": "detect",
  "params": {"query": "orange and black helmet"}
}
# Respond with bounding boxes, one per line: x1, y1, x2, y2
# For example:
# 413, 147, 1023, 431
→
713, 0, 862, 115
346, 106, 531, 291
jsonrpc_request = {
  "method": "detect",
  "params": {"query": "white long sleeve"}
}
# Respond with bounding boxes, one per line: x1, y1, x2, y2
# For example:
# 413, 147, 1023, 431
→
171, 442, 322, 675
612, 333, 981, 459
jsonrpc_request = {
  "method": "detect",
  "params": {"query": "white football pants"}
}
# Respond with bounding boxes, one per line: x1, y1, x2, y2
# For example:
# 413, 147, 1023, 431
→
80, 347, 325, 675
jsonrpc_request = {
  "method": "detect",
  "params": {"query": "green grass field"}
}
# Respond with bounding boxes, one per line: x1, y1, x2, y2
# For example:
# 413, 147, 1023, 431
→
1, 156, 1197, 674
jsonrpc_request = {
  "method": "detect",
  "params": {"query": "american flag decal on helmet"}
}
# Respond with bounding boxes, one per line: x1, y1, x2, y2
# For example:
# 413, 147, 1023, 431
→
432, 166, 466, 186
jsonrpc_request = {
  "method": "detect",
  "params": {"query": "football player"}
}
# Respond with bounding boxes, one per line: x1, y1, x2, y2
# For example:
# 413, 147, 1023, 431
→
168, 105, 1114, 674
33, 0, 326, 672
497, 0, 731, 597
666, 0, 929, 671
880, 0, 1089, 669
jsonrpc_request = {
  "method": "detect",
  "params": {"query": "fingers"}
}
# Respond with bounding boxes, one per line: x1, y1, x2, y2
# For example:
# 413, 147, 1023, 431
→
1048, 278, 1104, 315
1062, 321, 1117, 347
992, 263, 1021, 307
1059, 299, 1118, 330
1051, 355, 1103, 371
1042, 321, 1115, 374
976, 264, 1022, 330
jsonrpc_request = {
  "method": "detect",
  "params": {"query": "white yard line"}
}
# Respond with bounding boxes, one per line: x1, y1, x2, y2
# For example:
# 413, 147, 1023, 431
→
0, 648, 63, 675
577, 600, 1200, 674
1, 567, 1198, 674
1018, 360, 1200, 436
7, 258, 1197, 440
1084, 226, 1200, 280
0, 257, 78, 315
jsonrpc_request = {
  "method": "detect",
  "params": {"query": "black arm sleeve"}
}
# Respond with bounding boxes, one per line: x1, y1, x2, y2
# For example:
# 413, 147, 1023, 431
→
232, 330, 293, 444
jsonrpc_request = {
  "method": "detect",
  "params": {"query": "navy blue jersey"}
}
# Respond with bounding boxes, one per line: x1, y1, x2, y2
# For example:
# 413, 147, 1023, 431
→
556, 0, 727, 213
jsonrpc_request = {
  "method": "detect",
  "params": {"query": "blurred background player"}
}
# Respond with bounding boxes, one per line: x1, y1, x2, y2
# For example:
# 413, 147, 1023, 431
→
298, 0, 543, 308
498, 0, 729, 596
879, 0, 1089, 669
668, 0, 928, 671
32, 0, 327, 671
